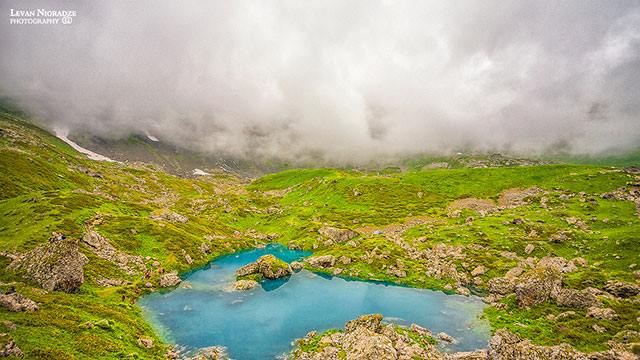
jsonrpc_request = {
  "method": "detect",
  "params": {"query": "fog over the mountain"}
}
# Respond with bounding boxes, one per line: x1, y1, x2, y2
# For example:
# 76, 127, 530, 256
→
1, 1, 639, 162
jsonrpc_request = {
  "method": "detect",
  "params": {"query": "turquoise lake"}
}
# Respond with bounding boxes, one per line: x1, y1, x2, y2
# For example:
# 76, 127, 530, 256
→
139, 244, 490, 359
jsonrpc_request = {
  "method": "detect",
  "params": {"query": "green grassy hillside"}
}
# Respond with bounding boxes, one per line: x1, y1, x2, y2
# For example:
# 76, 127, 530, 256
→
0, 111, 638, 358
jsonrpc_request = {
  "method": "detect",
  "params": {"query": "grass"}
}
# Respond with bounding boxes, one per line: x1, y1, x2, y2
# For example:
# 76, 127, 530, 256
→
0, 111, 639, 358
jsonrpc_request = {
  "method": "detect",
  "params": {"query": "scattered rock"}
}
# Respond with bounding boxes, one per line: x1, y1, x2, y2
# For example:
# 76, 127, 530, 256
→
0, 292, 38, 312
186, 346, 229, 360
96, 278, 130, 287
537, 256, 576, 274
498, 187, 541, 208
604, 281, 640, 298
514, 266, 562, 307
8, 238, 88, 293
448, 198, 496, 216
149, 209, 188, 223
0, 333, 23, 357
555, 311, 576, 321
488, 329, 587, 359
137, 337, 154, 348
587, 306, 618, 320
437, 332, 457, 344
553, 288, 599, 308
305, 255, 336, 268
471, 265, 487, 276
524, 244, 535, 255
488, 277, 516, 295
593, 324, 607, 333
457, 287, 470, 296
317, 226, 357, 243
623, 166, 640, 174
159, 272, 181, 287
1, 321, 16, 331
199, 242, 211, 254
290, 261, 304, 272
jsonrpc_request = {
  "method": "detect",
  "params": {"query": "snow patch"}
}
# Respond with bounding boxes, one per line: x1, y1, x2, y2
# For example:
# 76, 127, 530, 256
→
145, 132, 159, 142
193, 168, 210, 176
54, 128, 115, 162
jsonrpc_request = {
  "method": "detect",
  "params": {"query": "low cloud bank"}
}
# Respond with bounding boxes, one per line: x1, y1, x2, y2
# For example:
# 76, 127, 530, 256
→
1, 1, 639, 163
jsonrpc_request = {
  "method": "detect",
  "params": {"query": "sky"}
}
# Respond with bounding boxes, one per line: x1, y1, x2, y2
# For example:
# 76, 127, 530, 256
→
1, 1, 639, 163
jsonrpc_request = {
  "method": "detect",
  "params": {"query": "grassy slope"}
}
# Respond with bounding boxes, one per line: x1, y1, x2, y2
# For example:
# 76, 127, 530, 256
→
0, 111, 638, 358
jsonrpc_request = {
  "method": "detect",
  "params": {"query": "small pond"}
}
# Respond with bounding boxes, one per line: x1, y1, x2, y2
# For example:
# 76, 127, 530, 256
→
139, 244, 490, 359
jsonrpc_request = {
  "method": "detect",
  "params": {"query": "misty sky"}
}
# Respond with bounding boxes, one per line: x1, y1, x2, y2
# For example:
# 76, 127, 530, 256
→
1, 1, 639, 162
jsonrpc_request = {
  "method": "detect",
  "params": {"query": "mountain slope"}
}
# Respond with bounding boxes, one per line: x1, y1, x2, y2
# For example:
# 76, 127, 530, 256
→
0, 111, 638, 358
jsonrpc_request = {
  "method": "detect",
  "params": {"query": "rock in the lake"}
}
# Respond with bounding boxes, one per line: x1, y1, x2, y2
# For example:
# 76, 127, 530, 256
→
0, 292, 38, 312
437, 332, 457, 344
256, 255, 292, 279
305, 255, 336, 268
159, 272, 182, 287
229, 279, 258, 291
235, 262, 259, 277
290, 261, 304, 272
187, 346, 228, 360
235, 255, 292, 280
7, 238, 88, 293
514, 266, 562, 307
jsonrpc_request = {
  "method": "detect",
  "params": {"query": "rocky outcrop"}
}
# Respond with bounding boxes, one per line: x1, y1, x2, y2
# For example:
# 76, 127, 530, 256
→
149, 208, 188, 223
0, 333, 23, 357
603, 281, 640, 298
96, 278, 130, 287
553, 288, 599, 308
448, 198, 496, 216
514, 266, 562, 307
7, 238, 88, 293
82, 229, 145, 275
305, 255, 336, 268
292, 314, 445, 360
159, 272, 182, 287
235, 255, 292, 280
587, 306, 618, 320
488, 329, 587, 359
294, 316, 637, 360
137, 337, 154, 348
318, 226, 357, 244
0, 292, 38, 312
186, 346, 228, 360
487, 277, 516, 295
